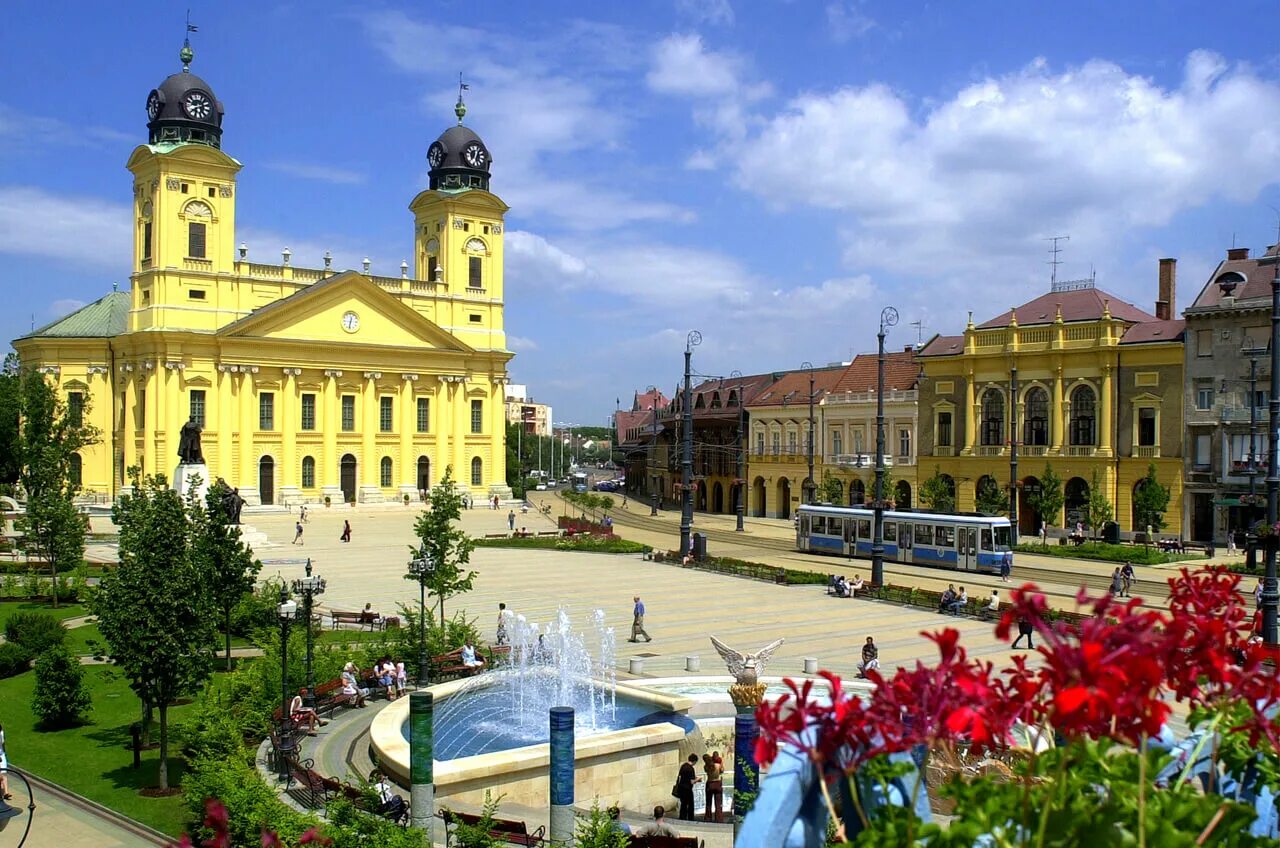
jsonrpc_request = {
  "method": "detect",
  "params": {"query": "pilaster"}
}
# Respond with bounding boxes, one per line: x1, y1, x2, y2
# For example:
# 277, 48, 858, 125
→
399, 374, 419, 498
280, 367, 302, 506
1051, 366, 1064, 453
360, 371, 384, 503
142, 360, 157, 477
962, 369, 977, 455
321, 370, 341, 498
119, 363, 137, 481
433, 376, 451, 486
236, 366, 261, 505
1099, 365, 1114, 457
164, 361, 184, 475
215, 363, 235, 487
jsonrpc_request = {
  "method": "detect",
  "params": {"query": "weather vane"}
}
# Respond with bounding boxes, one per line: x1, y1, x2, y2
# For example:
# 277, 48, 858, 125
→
455, 72, 470, 124
181, 9, 198, 70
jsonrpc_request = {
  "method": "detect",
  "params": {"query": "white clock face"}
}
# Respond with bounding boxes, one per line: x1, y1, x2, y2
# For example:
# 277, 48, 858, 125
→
341, 311, 360, 333
427, 142, 444, 168
146, 90, 162, 121
183, 91, 213, 120
462, 142, 488, 168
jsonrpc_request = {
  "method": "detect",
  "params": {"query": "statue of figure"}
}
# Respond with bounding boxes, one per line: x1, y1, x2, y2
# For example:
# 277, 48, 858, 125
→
224, 487, 245, 525
177, 417, 204, 465
711, 635, 785, 708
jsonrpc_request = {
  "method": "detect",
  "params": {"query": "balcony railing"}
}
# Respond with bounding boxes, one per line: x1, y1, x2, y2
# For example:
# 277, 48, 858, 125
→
829, 454, 895, 468
1133, 445, 1160, 458
1066, 445, 1097, 457
976, 445, 1006, 457
1021, 445, 1049, 457
932, 446, 955, 457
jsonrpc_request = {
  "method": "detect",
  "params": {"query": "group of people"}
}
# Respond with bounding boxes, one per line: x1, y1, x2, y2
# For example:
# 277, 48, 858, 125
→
831, 573, 866, 598
938, 584, 969, 614
602, 751, 724, 837
1109, 562, 1136, 597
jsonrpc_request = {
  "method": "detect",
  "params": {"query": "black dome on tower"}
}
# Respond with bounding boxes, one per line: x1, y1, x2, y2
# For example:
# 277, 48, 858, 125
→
145, 41, 224, 148
426, 92, 491, 191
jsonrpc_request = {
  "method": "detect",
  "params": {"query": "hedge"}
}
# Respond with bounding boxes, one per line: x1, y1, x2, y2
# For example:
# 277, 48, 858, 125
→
473, 535, 646, 553
1013, 542, 1202, 566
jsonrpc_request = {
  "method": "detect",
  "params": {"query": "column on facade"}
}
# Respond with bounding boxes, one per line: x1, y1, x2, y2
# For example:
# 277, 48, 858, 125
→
142, 363, 158, 476
155, 363, 167, 474
216, 365, 233, 484
490, 379, 506, 490
322, 370, 340, 490
281, 368, 299, 493
452, 379, 469, 490
120, 367, 137, 480
963, 370, 977, 452
399, 374, 418, 491
433, 377, 451, 486
238, 369, 258, 500
1051, 367, 1064, 452
1099, 365, 1113, 456
361, 372, 379, 490
164, 362, 183, 475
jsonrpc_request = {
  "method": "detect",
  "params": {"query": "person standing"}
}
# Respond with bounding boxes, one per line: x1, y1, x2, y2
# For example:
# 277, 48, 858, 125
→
340, 520, 352, 543
293, 520, 304, 545
1120, 562, 1135, 597
508, 510, 516, 531
1109, 567, 1123, 596
629, 596, 651, 643
675, 754, 700, 820
703, 752, 723, 822
496, 602, 513, 646
857, 636, 879, 677
1012, 615, 1034, 649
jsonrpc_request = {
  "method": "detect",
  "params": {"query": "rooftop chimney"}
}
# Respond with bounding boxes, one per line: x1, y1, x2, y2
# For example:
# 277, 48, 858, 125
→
1228, 247, 1250, 261
1156, 258, 1176, 321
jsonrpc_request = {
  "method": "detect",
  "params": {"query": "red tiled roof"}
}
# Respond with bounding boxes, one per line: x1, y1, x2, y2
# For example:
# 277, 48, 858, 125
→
750, 366, 847, 407
830, 350, 919, 393
1190, 250, 1280, 308
919, 334, 964, 357
1120, 319, 1185, 345
978, 287, 1155, 328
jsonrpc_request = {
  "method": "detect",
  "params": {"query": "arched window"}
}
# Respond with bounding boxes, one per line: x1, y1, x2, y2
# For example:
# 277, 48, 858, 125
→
471, 456, 483, 486
69, 453, 82, 489
301, 456, 316, 488
895, 480, 912, 508
850, 479, 865, 505
1024, 387, 1049, 446
981, 389, 1005, 446
380, 456, 393, 488
1070, 385, 1096, 446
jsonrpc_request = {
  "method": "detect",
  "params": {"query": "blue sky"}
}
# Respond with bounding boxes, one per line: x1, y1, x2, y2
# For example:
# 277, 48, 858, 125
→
5, 1, 1280, 424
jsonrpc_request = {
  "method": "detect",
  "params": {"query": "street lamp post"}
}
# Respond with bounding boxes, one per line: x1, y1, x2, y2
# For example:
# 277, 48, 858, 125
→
1009, 363, 1019, 545
680, 330, 702, 558
1224, 349, 1265, 569
408, 552, 437, 686
872, 307, 898, 587
0, 766, 36, 845
291, 559, 326, 710
646, 386, 660, 516
802, 362, 815, 505
276, 588, 298, 782
731, 370, 747, 532
1264, 262, 1280, 646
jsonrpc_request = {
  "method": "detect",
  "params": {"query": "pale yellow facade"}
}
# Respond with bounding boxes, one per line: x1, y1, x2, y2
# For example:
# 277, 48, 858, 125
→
13, 123, 513, 506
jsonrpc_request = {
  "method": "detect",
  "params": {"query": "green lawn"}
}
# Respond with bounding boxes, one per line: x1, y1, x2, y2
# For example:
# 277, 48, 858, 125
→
0, 600, 87, 630
64, 623, 252, 659
0, 665, 198, 835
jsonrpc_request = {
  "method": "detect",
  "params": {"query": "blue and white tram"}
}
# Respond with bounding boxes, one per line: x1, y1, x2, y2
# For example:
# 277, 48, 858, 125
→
796, 504, 1013, 574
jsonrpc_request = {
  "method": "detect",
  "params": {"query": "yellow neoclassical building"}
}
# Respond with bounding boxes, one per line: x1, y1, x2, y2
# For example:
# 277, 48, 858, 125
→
12, 47, 513, 506
918, 266, 1185, 537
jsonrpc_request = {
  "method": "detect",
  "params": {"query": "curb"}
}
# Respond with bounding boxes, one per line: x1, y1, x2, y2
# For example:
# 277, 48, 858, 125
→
24, 771, 174, 846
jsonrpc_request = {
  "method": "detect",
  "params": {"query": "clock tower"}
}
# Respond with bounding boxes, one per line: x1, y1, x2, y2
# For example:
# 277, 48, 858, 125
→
127, 39, 241, 309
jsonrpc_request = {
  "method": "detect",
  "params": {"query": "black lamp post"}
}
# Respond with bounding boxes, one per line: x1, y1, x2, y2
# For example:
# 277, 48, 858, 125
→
680, 331, 702, 558
1221, 348, 1264, 568
1009, 362, 1019, 545
802, 361, 816, 505
872, 307, 899, 587
1264, 260, 1280, 646
276, 588, 298, 782
291, 559, 326, 710
408, 551, 436, 686
0, 766, 35, 846
731, 370, 747, 532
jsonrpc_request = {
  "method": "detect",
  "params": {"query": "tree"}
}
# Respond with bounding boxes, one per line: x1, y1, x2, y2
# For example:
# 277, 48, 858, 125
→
919, 466, 956, 513
975, 477, 1010, 516
1086, 469, 1114, 542
31, 644, 91, 728
0, 353, 19, 488
1027, 464, 1065, 544
574, 801, 630, 848
1133, 462, 1172, 540
97, 472, 218, 790
407, 466, 477, 625
196, 481, 262, 671
818, 470, 845, 504
15, 368, 99, 607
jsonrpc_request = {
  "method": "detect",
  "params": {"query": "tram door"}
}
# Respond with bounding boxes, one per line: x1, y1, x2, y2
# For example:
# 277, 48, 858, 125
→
899, 523, 913, 563
957, 527, 978, 570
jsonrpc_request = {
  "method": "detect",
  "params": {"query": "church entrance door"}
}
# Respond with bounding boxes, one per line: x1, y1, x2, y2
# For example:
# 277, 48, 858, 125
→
259, 456, 275, 506
340, 454, 357, 504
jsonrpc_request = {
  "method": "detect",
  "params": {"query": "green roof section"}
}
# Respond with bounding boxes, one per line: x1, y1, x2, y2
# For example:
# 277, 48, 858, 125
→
21, 291, 130, 339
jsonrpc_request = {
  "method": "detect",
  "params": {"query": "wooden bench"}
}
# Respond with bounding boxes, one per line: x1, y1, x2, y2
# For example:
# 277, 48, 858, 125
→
535, 530, 562, 538
483, 532, 511, 539
438, 809, 546, 847
486, 644, 511, 664
313, 679, 356, 716
330, 609, 387, 630
431, 648, 484, 680
285, 757, 331, 808
627, 836, 703, 848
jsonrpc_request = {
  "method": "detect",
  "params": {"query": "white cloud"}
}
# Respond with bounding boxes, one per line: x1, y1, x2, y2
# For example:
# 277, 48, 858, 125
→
676, 0, 734, 26
50, 298, 87, 317
825, 2, 876, 43
647, 34, 744, 98
264, 161, 366, 185
0, 186, 129, 268
0, 104, 131, 151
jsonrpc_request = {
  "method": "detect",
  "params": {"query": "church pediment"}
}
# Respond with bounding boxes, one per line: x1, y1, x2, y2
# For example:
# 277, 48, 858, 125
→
217, 271, 473, 353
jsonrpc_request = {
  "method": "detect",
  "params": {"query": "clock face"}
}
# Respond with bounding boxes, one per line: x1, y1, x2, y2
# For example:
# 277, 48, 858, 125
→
182, 90, 213, 120
427, 142, 445, 168
462, 142, 488, 168
146, 90, 163, 121
341, 311, 360, 333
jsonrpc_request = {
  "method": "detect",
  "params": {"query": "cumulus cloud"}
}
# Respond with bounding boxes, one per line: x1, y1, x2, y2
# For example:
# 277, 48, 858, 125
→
676, 0, 734, 26
647, 34, 745, 98
263, 160, 366, 185
0, 186, 129, 268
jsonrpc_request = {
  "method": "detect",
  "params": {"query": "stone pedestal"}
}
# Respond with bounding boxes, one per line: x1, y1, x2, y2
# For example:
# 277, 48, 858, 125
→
173, 463, 211, 504
734, 707, 759, 798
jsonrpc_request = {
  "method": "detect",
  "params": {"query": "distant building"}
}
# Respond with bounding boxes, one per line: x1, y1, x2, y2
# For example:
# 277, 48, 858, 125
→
505, 385, 551, 437
617, 388, 668, 493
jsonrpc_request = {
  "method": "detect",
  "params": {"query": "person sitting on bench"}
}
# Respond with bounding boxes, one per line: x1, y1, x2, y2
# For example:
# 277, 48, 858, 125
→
290, 694, 320, 734
460, 640, 485, 669
834, 576, 850, 597
341, 662, 369, 707
371, 770, 409, 823
850, 574, 865, 597
946, 586, 968, 614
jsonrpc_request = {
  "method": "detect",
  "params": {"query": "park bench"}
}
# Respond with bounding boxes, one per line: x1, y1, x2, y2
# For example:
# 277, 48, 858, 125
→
313, 679, 356, 716
330, 609, 387, 630
536, 530, 562, 538
431, 648, 484, 680
483, 532, 510, 539
285, 757, 331, 808
438, 809, 546, 847
487, 644, 511, 664
627, 836, 704, 848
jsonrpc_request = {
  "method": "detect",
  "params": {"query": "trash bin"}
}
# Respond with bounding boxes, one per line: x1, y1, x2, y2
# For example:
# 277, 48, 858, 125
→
692, 532, 707, 560
1102, 521, 1120, 544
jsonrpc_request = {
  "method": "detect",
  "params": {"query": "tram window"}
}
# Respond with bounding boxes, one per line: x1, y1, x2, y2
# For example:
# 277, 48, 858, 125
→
993, 526, 1013, 550
915, 524, 933, 544
981, 528, 993, 550
857, 519, 870, 539
884, 522, 897, 542
844, 521, 854, 543
812, 516, 826, 534
830, 518, 844, 537
936, 526, 955, 547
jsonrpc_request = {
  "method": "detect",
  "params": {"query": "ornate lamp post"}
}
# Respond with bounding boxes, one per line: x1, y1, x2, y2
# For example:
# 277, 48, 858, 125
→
0, 766, 36, 845
408, 551, 437, 686
731, 370, 747, 532
680, 330, 702, 558
643, 385, 659, 516
872, 307, 898, 587
1009, 359, 1019, 544
1264, 259, 1280, 646
276, 588, 298, 782
802, 361, 816, 505
291, 559, 326, 710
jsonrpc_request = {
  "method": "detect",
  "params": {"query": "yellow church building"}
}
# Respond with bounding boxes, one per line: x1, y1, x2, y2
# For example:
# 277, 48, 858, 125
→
12, 44, 513, 506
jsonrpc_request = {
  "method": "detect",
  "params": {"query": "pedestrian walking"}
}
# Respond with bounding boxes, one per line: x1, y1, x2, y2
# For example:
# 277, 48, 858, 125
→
340, 520, 352, 543
703, 753, 723, 822
857, 636, 879, 677
1120, 561, 1135, 597
629, 595, 652, 643
300, 504, 308, 523
1012, 615, 1034, 649
675, 754, 700, 820
508, 510, 516, 531
1109, 567, 1123, 596
496, 602, 513, 646
1000, 551, 1012, 582
493, 494, 500, 510
293, 521, 304, 545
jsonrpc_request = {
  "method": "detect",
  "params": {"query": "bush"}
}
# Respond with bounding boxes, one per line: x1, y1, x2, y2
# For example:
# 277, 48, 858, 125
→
0, 642, 32, 678
4, 610, 68, 653
1013, 541, 1199, 565
31, 645, 91, 728
229, 577, 284, 637
182, 756, 317, 846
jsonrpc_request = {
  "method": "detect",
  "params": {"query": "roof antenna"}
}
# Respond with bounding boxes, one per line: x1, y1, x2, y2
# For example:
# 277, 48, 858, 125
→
910, 319, 927, 346
1046, 235, 1069, 290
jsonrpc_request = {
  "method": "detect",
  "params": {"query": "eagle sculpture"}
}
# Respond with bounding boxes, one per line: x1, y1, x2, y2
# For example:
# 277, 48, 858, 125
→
710, 635, 785, 687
